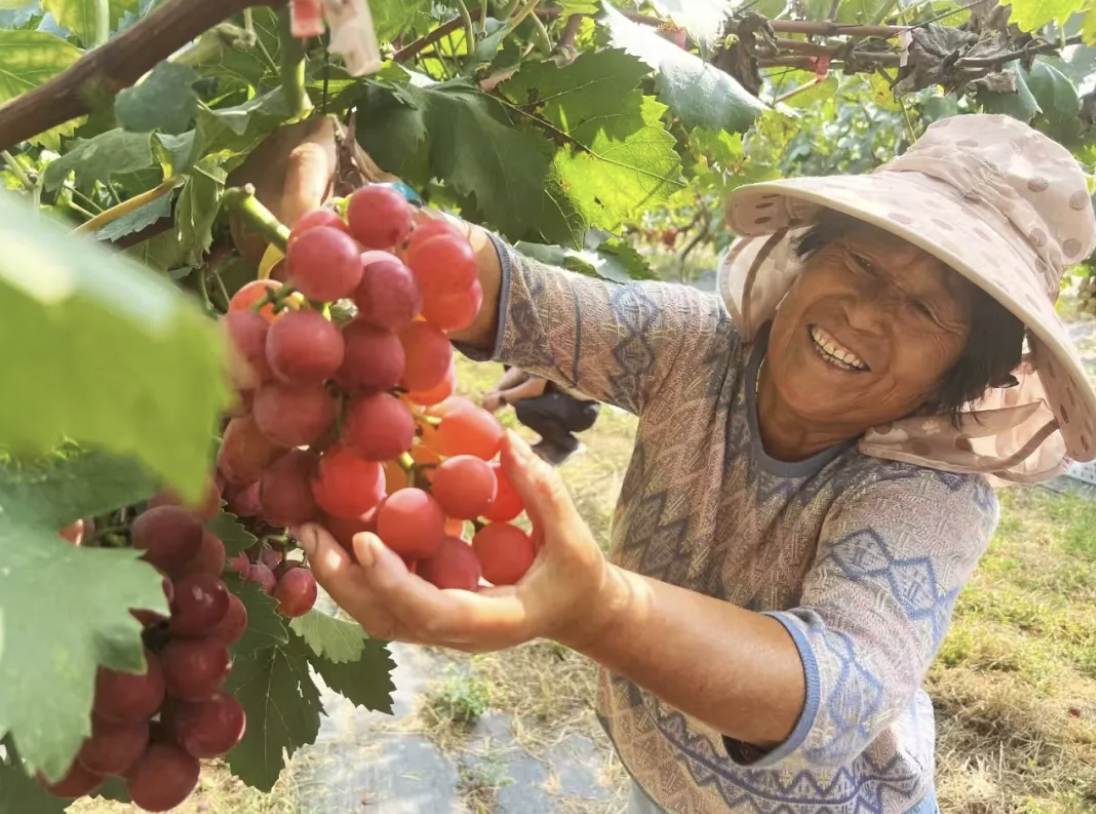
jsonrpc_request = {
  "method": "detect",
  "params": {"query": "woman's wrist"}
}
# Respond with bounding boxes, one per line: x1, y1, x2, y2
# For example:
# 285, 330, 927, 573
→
555, 562, 633, 655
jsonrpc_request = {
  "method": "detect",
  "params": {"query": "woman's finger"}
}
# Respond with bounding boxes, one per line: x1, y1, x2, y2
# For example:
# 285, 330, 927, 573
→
499, 430, 582, 531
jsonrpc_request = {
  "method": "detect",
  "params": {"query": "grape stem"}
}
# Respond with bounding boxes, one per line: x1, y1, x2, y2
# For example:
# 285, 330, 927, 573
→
249, 282, 299, 314
221, 184, 291, 251
73, 177, 178, 236
277, 7, 310, 118
415, 414, 442, 428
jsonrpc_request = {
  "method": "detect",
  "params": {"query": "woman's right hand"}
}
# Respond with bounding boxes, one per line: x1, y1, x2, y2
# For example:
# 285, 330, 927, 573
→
482, 392, 503, 412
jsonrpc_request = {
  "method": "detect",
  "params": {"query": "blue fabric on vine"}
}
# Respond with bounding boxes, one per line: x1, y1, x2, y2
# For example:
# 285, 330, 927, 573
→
462, 233, 996, 814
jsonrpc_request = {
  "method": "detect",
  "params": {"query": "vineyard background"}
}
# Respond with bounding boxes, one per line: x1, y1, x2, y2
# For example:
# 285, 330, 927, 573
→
0, 0, 1094, 812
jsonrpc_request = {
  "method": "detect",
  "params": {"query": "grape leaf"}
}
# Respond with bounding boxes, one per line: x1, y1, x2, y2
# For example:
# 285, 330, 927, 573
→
125, 228, 188, 271
0, 445, 158, 528
603, 5, 767, 135
370, 0, 435, 41
0, 190, 231, 502
223, 637, 323, 791
41, 129, 157, 193
194, 89, 292, 172
40, 0, 137, 43
356, 90, 428, 175
0, 29, 81, 107
0, 737, 67, 814
1008, 0, 1084, 32
516, 231, 656, 284
289, 608, 371, 663
175, 158, 227, 265
115, 61, 199, 135
310, 638, 396, 714
0, 530, 167, 781
502, 50, 685, 232
977, 64, 1041, 123
207, 511, 258, 557
94, 193, 173, 243
1024, 61, 1082, 144
224, 573, 289, 656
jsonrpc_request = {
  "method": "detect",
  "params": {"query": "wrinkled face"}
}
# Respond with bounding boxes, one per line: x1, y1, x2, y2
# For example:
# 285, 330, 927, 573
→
767, 224, 975, 432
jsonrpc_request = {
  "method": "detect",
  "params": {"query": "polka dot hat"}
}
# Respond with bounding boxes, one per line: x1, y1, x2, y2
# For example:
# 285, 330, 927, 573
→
721, 114, 1096, 478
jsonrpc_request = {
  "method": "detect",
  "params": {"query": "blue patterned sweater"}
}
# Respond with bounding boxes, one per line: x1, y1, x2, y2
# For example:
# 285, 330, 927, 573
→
473, 238, 998, 814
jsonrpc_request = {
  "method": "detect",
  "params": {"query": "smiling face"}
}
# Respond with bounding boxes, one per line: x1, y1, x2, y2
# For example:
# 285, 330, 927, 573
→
766, 222, 975, 437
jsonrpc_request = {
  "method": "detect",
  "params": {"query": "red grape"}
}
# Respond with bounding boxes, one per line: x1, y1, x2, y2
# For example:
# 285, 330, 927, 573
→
335, 320, 405, 391
149, 479, 223, 522
130, 506, 204, 574
406, 362, 456, 406
311, 444, 386, 519
38, 760, 104, 799
225, 480, 262, 518
353, 256, 422, 331
247, 563, 277, 594
253, 382, 337, 447
225, 310, 273, 387
261, 547, 283, 571
77, 717, 149, 776
405, 234, 478, 296
170, 573, 230, 637
376, 488, 445, 560
323, 505, 380, 552
418, 537, 481, 591
288, 208, 351, 247
422, 279, 483, 333
218, 415, 287, 486
346, 185, 413, 249
229, 279, 294, 323
473, 523, 536, 585
265, 309, 345, 385
177, 530, 227, 579
94, 650, 165, 723
173, 692, 247, 759
341, 392, 414, 461
210, 592, 248, 646
161, 637, 231, 701
260, 450, 321, 527
399, 322, 453, 393
274, 559, 303, 579
407, 218, 463, 250
483, 462, 524, 522
436, 405, 504, 460
227, 553, 251, 579
431, 455, 498, 519
126, 743, 200, 812
285, 225, 364, 301
273, 567, 318, 617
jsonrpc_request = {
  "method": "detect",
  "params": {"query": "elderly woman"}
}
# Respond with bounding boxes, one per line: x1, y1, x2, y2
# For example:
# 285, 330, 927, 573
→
297, 115, 1096, 814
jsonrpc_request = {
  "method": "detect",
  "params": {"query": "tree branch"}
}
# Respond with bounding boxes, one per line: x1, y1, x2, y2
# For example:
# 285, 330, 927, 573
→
393, 17, 465, 62
0, 0, 287, 153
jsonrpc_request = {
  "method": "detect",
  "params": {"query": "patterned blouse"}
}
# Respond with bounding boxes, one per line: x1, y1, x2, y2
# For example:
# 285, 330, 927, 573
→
468, 238, 998, 814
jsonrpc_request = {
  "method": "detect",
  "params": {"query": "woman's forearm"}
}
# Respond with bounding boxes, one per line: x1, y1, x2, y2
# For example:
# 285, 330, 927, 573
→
572, 565, 806, 749
501, 377, 547, 404
449, 223, 504, 351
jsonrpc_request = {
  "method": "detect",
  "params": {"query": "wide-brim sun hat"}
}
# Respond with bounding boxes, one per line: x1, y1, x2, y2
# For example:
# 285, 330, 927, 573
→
719, 114, 1096, 482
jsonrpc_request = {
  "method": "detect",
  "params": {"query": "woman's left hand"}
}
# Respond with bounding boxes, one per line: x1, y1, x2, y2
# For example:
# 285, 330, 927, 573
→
295, 431, 619, 653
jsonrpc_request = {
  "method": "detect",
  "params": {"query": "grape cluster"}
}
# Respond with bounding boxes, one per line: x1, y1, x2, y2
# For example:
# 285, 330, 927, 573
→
41, 488, 249, 811
220, 184, 536, 591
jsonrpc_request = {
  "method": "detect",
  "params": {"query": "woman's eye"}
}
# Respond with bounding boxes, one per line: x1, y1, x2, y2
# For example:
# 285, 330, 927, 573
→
851, 254, 877, 275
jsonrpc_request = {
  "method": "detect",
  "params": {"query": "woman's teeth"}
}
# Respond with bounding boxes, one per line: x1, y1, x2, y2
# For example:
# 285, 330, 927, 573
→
809, 326, 869, 372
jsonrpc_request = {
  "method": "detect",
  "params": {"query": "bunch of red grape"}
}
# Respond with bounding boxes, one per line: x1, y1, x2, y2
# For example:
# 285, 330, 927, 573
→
219, 184, 537, 591
41, 488, 250, 811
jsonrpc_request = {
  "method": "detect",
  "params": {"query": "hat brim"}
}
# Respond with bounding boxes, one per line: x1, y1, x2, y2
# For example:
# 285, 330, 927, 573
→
725, 174, 1096, 463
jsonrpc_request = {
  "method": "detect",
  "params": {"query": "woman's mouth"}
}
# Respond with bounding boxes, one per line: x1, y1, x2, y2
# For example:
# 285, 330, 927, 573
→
808, 325, 870, 373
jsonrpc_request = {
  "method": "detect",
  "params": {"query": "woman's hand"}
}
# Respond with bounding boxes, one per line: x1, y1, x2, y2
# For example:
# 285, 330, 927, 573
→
481, 391, 503, 413
295, 431, 621, 653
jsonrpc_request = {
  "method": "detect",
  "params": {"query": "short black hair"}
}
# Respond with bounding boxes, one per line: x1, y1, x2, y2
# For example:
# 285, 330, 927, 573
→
794, 210, 1026, 420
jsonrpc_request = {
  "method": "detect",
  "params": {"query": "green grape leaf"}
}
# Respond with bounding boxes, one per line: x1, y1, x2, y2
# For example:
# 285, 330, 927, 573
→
154, 131, 200, 178
115, 61, 199, 135
223, 637, 323, 791
175, 159, 227, 265
289, 609, 371, 663
0, 532, 167, 781
375, 71, 554, 240
502, 50, 685, 233
126, 228, 188, 271
0, 190, 230, 502
194, 89, 292, 172
207, 512, 257, 558
41, 129, 157, 193
1025, 61, 1082, 144
223, 573, 290, 656
370, 0, 435, 41
977, 64, 1042, 122
1008, 0, 1084, 32
94, 193, 174, 243
0, 445, 158, 528
0, 737, 67, 814
310, 638, 395, 714
0, 29, 82, 107
40, 0, 138, 43
516, 232, 656, 284
589, 235, 658, 282
559, 0, 600, 11
356, 90, 428, 175
603, 5, 766, 135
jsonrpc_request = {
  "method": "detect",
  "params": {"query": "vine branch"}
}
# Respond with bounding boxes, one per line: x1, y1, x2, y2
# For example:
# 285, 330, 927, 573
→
278, 6, 309, 118
393, 17, 465, 62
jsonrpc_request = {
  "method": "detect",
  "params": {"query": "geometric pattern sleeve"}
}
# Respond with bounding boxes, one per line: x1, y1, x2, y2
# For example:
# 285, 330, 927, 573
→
458, 235, 733, 415
728, 468, 998, 770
